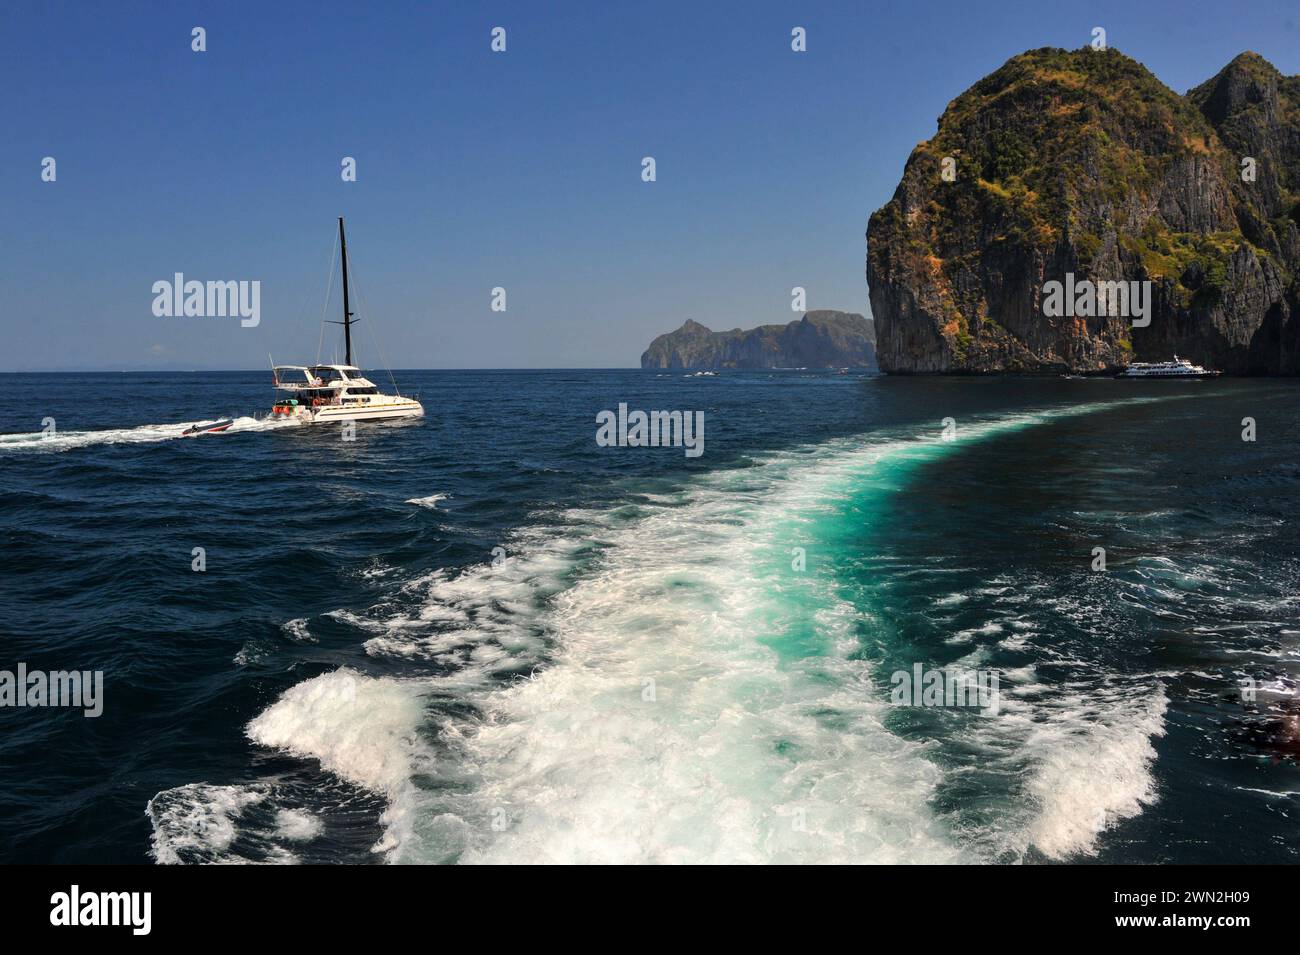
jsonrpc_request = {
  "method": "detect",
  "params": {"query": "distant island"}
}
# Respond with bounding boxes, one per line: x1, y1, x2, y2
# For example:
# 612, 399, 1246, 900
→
640, 310, 876, 369
867, 48, 1300, 374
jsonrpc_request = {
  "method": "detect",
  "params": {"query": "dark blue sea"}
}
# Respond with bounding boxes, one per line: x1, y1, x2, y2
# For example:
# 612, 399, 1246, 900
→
1, 370, 1298, 863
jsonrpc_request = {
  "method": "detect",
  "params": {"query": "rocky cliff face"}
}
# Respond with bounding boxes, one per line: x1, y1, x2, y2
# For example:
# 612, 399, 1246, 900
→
640, 311, 876, 369
866, 48, 1300, 374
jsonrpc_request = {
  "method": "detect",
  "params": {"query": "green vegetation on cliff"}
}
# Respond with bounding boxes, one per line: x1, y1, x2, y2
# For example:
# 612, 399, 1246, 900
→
640, 311, 876, 370
867, 47, 1300, 374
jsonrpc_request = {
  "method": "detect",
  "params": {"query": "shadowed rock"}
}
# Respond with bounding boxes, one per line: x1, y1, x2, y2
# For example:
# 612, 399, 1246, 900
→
640, 311, 876, 370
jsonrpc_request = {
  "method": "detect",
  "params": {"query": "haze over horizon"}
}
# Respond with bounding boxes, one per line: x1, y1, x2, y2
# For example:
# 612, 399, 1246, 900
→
5, 0, 1299, 371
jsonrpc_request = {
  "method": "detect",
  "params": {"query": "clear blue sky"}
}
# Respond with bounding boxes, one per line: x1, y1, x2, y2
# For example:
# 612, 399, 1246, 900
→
4, 0, 1297, 370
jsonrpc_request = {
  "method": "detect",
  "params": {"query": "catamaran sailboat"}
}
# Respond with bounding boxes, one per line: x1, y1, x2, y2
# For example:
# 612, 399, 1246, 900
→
270, 218, 424, 423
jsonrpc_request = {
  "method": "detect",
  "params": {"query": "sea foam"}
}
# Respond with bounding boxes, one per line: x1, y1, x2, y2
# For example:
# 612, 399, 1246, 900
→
217, 398, 1175, 864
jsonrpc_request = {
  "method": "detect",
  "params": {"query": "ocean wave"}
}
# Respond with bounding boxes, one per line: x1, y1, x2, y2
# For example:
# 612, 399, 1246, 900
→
275, 808, 325, 842
244, 669, 435, 860
280, 617, 316, 643
1021, 680, 1168, 859
146, 783, 302, 865
198, 396, 1178, 864
406, 493, 450, 508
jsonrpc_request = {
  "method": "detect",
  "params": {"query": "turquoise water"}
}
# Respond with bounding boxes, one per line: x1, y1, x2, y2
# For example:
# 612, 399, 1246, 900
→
1, 371, 1297, 863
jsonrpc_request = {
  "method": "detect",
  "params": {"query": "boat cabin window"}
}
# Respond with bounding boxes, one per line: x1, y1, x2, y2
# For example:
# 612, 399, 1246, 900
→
273, 367, 310, 386
308, 366, 349, 384
346, 386, 378, 395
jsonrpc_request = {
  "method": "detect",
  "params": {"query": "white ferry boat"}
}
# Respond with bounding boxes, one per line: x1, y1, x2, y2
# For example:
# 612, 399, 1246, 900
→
1116, 355, 1220, 379
270, 218, 424, 423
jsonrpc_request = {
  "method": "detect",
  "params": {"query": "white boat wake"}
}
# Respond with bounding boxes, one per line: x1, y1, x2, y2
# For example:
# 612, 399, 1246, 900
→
152, 396, 1179, 865
0, 414, 302, 453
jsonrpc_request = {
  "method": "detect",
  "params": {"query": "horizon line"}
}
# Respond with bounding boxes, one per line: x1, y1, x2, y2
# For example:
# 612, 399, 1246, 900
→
1, 366, 661, 374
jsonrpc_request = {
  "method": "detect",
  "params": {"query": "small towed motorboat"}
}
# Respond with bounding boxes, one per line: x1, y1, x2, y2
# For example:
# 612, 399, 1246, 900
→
181, 419, 234, 437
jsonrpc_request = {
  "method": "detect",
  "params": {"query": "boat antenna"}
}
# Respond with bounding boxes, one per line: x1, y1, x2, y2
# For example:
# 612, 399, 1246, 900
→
327, 216, 359, 366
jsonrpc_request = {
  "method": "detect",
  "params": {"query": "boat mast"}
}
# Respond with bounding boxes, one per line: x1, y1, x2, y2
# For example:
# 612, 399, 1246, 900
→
339, 216, 354, 367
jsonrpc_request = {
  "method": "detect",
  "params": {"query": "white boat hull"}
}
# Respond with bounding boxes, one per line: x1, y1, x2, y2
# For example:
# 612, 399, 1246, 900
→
274, 399, 424, 424
310, 401, 424, 422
